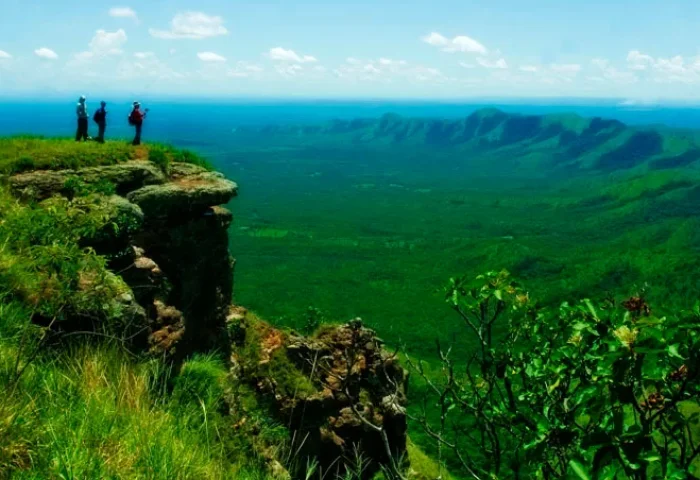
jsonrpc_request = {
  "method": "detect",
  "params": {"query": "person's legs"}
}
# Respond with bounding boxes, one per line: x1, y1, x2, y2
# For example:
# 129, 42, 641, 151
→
98, 123, 106, 143
78, 118, 89, 141
133, 124, 142, 145
76, 119, 82, 141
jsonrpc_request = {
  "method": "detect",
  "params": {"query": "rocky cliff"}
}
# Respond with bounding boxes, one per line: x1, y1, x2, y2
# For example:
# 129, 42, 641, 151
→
3, 149, 408, 479
8, 159, 238, 358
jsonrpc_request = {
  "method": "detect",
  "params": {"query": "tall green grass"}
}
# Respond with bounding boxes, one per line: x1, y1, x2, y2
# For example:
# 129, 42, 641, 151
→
0, 137, 211, 175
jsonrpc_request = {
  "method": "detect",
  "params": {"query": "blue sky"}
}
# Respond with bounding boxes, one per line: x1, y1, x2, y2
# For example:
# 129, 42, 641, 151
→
1, 0, 700, 100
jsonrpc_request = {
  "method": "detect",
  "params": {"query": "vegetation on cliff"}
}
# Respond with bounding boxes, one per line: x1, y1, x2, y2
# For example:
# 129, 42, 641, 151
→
0, 139, 270, 478
1, 131, 699, 480
0, 138, 439, 480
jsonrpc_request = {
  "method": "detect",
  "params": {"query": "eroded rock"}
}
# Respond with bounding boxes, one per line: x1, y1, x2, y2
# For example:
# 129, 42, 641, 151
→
232, 314, 408, 478
149, 300, 185, 357
126, 173, 238, 218
8, 161, 166, 200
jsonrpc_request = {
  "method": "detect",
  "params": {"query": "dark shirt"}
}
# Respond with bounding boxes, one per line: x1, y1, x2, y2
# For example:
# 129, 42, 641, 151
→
95, 107, 107, 123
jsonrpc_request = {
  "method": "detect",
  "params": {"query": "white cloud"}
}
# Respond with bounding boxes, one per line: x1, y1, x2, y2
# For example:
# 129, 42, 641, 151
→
379, 57, 407, 66
627, 50, 654, 70
450, 36, 488, 54
655, 55, 685, 74
624, 51, 698, 84
421, 32, 487, 55
268, 47, 317, 63
109, 7, 137, 21
89, 29, 127, 55
169, 48, 177, 55
459, 62, 475, 69
150, 12, 228, 39
0, 50, 11, 59
421, 32, 449, 47
275, 63, 303, 77
519, 65, 538, 72
364, 64, 381, 74
34, 47, 58, 60
197, 51, 226, 62
476, 57, 508, 69
134, 52, 154, 59
591, 58, 637, 84
333, 57, 446, 84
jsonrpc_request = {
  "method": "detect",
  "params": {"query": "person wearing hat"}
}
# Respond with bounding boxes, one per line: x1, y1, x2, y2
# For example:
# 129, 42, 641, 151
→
93, 101, 108, 143
75, 95, 90, 142
128, 101, 148, 145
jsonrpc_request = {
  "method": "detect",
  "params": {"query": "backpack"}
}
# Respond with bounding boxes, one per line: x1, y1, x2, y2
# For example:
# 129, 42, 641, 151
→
128, 111, 136, 126
93, 109, 105, 124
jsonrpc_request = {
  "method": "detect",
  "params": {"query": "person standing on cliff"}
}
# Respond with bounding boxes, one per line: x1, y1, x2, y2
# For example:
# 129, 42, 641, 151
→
75, 96, 89, 142
93, 101, 107, 143
128, 101, 148, 146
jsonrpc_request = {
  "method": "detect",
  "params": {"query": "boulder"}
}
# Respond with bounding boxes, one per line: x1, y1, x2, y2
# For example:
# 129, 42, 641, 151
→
8, 161, 166, 200
168, 162, 211, 178
126, 173, 238, 219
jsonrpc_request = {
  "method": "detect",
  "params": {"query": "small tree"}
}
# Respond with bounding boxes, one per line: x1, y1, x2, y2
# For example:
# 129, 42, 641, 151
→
408, 271, 700, 479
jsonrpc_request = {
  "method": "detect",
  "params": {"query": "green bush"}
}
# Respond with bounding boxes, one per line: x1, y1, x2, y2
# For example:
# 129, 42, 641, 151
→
410, 271, 700, 479
172, 354, 228, 416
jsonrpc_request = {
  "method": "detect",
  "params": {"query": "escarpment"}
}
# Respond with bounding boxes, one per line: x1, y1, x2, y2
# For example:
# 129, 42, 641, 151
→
7, 159, 238, 357
3, 148, 409, 479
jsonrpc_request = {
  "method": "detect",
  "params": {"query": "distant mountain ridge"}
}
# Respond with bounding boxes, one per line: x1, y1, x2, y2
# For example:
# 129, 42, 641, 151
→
233, 108, 700, 173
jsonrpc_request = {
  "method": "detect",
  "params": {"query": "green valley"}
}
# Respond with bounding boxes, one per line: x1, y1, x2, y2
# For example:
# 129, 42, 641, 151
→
221, 108, 700, 359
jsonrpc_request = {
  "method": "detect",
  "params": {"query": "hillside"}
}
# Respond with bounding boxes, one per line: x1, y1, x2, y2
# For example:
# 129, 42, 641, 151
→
0, 138, 442, 480
232, 108, 700, 175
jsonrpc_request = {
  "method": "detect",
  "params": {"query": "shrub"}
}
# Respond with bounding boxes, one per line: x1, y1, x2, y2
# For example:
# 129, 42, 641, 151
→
410, 271, 700, 479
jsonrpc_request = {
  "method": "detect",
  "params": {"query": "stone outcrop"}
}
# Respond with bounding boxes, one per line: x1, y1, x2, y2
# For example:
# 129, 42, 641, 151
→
6, 160, 237, 357
8, 161, 166, 199
230, 310, 409, 478
126, 171, 237, 218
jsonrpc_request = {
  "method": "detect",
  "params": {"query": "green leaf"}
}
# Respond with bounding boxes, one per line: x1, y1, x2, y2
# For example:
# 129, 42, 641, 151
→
569, 460, 591, 480
667, 344, 684, 359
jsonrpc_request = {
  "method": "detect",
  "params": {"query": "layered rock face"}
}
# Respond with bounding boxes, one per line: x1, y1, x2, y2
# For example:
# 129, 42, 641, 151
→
8, 160, 238, 356
230, 309, 409, 478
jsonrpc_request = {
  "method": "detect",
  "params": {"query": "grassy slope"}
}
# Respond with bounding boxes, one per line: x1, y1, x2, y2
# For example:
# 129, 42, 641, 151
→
0, 136, 211, 175
0, 139, 269, 478
0, 138, 440, 480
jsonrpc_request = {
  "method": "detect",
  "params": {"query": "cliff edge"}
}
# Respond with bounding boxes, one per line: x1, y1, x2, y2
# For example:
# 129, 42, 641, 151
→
0, 138, 410, 479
